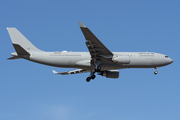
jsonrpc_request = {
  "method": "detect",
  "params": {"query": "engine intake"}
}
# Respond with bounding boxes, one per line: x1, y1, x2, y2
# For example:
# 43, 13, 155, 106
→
112, 55, 130, 64
100, 70, 119, 78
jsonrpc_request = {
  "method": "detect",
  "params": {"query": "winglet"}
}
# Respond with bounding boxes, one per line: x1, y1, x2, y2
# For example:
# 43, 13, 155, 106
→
79, 21, 86, 28
52, 70, 58, 74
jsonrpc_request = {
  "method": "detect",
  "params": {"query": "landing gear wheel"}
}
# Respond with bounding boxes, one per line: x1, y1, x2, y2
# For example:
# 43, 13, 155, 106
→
96, 66, 101, 72
86, 77, 91, 82
154, 71, 158, 75
91, 75, 96, 80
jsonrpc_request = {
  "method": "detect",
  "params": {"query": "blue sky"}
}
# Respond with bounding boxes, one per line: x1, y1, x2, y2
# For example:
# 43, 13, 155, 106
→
0, 0, 180, 120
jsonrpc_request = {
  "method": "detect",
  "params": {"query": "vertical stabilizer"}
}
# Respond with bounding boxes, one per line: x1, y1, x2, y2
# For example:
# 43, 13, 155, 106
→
7, 28, 42, 53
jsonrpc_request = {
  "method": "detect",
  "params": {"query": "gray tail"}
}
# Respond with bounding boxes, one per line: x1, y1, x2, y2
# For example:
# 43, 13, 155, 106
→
7, 28, 43, 55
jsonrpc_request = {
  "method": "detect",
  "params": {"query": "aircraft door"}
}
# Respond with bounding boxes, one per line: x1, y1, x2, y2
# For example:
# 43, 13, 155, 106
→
157, 54, 161, 59
133, 54, 137, 59
82, 53, 85, 59
44, 52, 49, 58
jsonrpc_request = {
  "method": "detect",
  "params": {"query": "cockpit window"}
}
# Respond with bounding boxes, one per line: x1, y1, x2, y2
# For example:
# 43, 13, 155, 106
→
165, 56, 168, 58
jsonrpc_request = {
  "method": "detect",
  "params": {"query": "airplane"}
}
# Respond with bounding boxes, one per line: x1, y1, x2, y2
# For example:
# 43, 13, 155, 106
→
7, 21, 173, 82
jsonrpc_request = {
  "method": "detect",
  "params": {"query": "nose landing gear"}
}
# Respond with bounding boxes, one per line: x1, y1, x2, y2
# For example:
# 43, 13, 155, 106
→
154, 67, 158, 75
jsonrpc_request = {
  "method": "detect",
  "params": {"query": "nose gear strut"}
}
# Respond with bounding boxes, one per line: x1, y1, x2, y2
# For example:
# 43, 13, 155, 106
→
154, 67, 158, 74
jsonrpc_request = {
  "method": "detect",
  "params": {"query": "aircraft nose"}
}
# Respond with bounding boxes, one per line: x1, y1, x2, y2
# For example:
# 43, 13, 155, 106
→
170, 58, 173, 63
167, 58, 173, 64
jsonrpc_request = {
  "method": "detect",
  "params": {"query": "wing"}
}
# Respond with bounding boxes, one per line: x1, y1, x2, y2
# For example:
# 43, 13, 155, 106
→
79, 21, 114, 64
52, 69, 90, 75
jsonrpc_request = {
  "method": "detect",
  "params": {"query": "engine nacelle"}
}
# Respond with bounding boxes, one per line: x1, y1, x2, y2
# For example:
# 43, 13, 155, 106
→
112, 55, 130, 64
100, 70, 119, 78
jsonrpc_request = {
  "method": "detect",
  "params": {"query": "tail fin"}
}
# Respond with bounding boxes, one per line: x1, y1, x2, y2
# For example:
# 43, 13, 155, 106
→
7, 28, 42, 55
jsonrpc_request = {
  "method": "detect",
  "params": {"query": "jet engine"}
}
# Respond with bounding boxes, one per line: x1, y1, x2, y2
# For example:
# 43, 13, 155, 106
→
112, 55, 130, 64
99, 70, 119, 78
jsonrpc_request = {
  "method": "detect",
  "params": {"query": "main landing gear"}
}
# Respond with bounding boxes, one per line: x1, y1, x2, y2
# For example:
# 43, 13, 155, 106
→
154, 67, 158, 75
86, 74, 96, 82
86, 66, 101, 82
96, 66, 101, 72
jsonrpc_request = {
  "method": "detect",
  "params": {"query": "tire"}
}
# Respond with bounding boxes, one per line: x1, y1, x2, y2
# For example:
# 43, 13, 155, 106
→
97, 66, 101, 71
91, 75, 96, 79
86, 77, 91, 82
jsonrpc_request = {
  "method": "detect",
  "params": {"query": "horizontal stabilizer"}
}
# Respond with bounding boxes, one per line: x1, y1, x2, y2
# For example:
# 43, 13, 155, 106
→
7, 56, 21, 60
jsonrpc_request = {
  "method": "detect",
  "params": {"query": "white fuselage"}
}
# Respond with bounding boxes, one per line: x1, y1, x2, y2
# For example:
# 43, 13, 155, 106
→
26, 51, 173, 70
